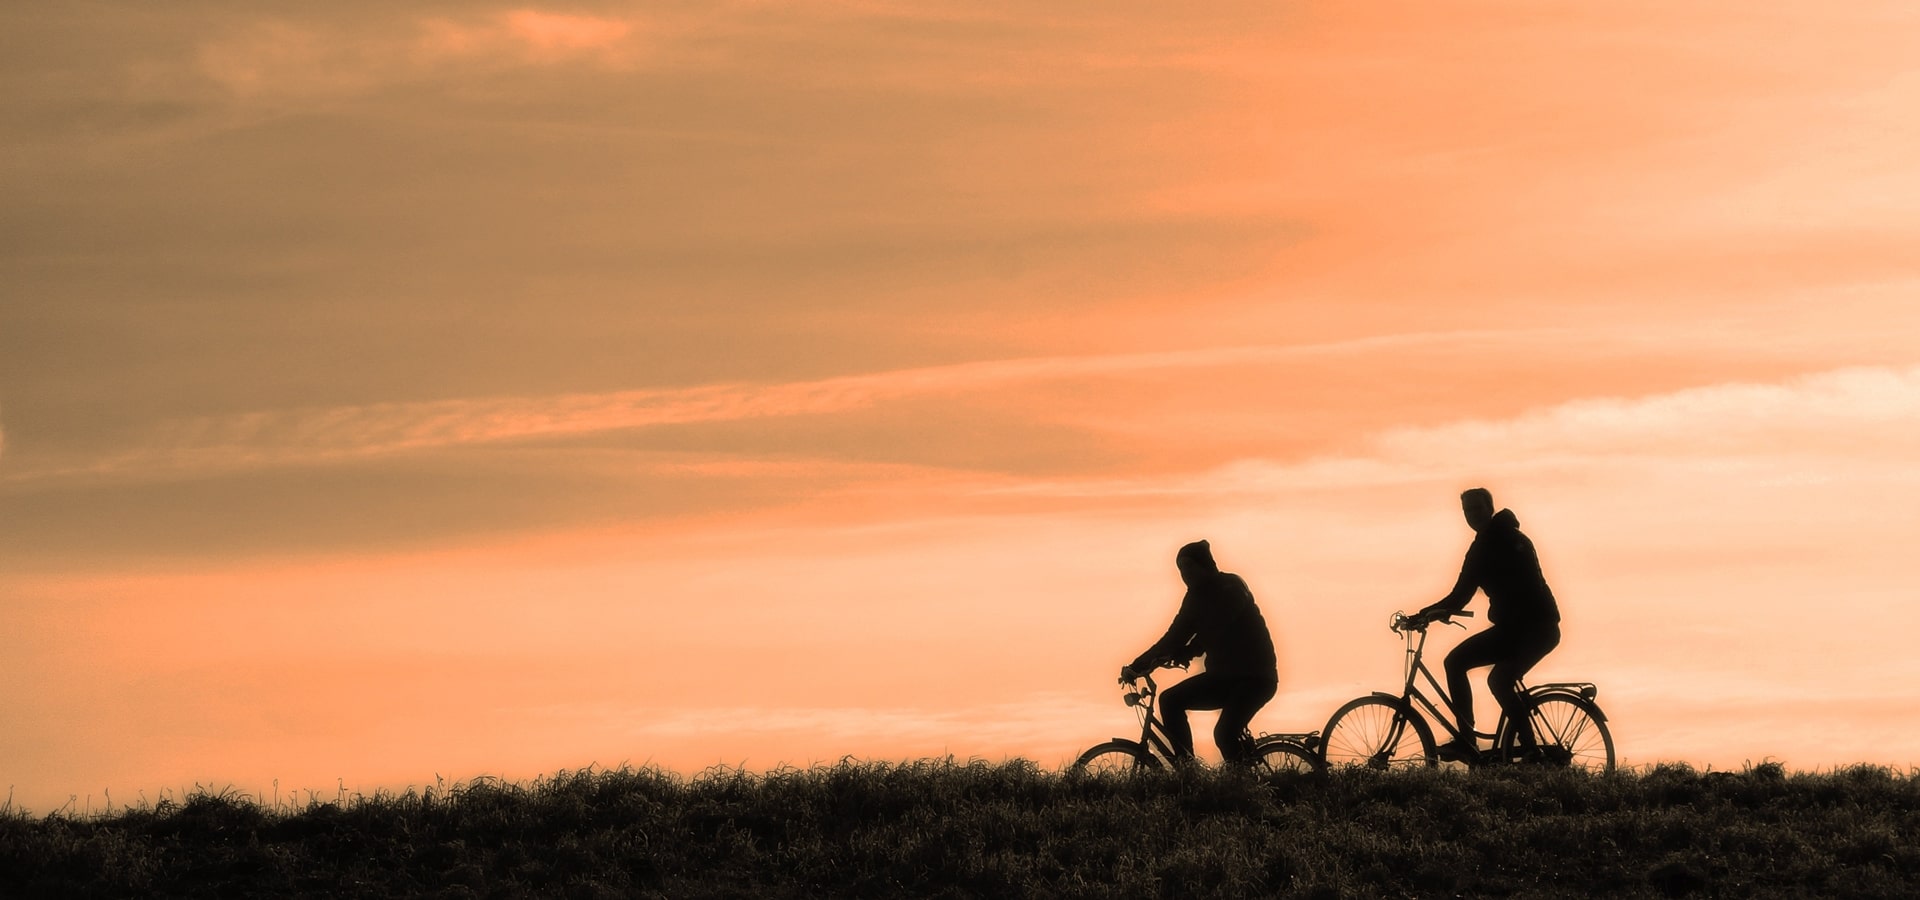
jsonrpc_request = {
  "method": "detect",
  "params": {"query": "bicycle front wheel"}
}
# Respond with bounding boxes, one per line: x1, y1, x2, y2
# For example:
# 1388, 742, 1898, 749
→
1321, 696, 1436, 770
1072, 740, 1161, 774
1253, 738, 1325, 774
1498, 694, 1614, 773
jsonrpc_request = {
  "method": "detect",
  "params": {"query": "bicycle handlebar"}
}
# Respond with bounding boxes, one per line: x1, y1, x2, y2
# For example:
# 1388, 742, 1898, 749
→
1121, 655, 1189, 682
1391, 608, 1474, 633
1118, 656, 1188, 705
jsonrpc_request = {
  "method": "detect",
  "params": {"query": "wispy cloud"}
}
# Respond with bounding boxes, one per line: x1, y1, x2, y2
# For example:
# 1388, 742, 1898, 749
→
7, 332, 1551, 483
997, 362, 1920, 499
20, 341, 1919, 490
196, 9, 651, 100
1373, 364, 1920, 465
418, 9, 643, 68
195, 21, 392, 100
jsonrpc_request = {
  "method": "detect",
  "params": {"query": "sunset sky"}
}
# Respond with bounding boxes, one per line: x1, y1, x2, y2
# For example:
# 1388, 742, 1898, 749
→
5, 1, 1920, 813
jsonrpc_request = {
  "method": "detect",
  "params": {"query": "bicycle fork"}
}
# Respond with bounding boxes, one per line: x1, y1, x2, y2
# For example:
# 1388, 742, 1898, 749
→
1372, 714, 1411, 769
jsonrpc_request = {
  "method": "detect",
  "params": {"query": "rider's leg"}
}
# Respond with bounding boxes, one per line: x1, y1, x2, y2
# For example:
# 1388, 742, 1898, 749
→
1487, 624, 1561, 747
1442, 628, 1509, 741
1213, 676, 1278, 764
1158, 673, 1226, 759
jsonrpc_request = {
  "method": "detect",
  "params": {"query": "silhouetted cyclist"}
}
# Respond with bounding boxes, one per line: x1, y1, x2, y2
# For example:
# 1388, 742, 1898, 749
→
1416, 487, 1562, 761
1120, 540, 1279, 765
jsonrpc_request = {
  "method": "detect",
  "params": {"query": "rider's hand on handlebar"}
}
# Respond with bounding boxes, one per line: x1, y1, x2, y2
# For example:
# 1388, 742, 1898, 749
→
1410, 607, 1474, 628
1392, 608, 1439, 632
1122, 654, 1194, 682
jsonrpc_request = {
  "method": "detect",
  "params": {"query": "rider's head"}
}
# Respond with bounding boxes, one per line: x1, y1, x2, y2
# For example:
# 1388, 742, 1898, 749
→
1176, 540, 1217, 584
1460, 487, 1495, 531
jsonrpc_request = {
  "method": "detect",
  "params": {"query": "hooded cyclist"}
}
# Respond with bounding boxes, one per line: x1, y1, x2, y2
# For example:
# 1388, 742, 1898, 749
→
1120, 540, 1279, 765
1416, 487, 1562, 761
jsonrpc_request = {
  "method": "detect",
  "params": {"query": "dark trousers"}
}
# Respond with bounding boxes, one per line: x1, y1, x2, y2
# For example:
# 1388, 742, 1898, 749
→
1159, 672, 1278, 763
1443, 624, 1560, 742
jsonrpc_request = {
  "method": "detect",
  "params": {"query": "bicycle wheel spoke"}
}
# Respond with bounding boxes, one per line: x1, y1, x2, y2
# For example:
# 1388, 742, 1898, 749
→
1551, 711, 1588, 747
1508, 694, 1614, 773
1255, 740, 1322, 775
1072, 740, 1158, 775
1323, 697, 1433, 770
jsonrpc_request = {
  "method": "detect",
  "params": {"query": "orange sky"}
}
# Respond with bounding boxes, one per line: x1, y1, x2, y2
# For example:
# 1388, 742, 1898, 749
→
4, 1, 1920, 813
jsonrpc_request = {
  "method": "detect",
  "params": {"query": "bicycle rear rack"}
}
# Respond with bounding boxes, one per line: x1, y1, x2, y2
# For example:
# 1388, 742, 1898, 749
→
1529, 682, 1598, 702
1257, 731, 1323, 751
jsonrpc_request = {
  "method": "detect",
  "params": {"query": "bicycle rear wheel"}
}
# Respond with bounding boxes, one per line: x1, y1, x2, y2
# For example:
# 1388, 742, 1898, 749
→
1253, 738, 1325, 774
1072, 740, 1161, 774
1321, 696, 1437, 770
1497, 694, 1614, 773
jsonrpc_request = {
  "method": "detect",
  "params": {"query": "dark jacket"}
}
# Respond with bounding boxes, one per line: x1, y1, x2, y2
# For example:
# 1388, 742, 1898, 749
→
1431, 508, 1560, 630
1132, 571, 1278, 680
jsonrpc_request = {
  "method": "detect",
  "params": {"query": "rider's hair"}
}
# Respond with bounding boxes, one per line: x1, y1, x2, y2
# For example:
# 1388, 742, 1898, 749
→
1461, 487, 1493, 507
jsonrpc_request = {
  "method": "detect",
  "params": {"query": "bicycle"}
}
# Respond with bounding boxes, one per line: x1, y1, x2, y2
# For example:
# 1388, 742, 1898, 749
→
1073, 659, 1325, 775
1319, 610, 1615, 772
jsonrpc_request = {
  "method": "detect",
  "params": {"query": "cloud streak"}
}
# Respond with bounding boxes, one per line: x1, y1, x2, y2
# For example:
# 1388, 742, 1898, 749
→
1372, 364, 1920, 485
196, 9, 651, 100
1377, 363, 1920, 462
8, 331, 1561, 483
419, 9, 643, 68
20, 344, 1920, 490
995, 362, 1920, 500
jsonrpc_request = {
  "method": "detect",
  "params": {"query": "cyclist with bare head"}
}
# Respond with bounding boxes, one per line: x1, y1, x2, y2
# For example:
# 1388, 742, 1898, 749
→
1417, 487, 1562, 761
1120, 540, 1279, 765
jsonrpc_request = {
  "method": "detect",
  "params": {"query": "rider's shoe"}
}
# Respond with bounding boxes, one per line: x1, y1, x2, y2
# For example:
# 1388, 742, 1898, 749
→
1435, 738, 1480, 764
1518, 746, 1574, 767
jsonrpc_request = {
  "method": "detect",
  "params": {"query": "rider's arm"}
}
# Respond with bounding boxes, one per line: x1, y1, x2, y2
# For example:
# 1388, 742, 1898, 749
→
1424, 534, 1486, 617
1130, 592, 1199, 673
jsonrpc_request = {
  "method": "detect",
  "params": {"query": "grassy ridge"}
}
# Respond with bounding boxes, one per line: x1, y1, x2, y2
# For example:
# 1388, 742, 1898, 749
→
3, 760, 1919, 898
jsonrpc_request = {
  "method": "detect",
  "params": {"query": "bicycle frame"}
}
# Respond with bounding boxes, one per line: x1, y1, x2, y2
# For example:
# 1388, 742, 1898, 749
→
1319, 609, 1613, 771
1383, 615, 1602, 751
1387, 622, 1491, 745
1112, 669, 1312, 763
1112, 672, 1183, 761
